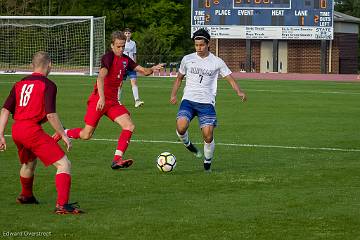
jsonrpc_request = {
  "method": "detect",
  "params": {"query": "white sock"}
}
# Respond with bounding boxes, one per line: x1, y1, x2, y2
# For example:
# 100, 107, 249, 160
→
176, 130, 190, 146
132, 85, 139, 101
115, 149, 123, 156
204, 139, 215, 160
118, 87, 122, 102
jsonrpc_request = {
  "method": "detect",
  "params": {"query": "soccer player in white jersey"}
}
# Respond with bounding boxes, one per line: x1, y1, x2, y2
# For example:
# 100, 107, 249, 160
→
118, 28, 144, 108
170, 28, 247, 171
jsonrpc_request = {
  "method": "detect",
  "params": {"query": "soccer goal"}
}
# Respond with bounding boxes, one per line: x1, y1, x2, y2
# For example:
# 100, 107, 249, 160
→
0, 16, 105, 76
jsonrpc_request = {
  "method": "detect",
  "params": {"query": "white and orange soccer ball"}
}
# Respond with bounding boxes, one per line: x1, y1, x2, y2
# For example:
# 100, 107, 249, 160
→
156, 152, 176, 172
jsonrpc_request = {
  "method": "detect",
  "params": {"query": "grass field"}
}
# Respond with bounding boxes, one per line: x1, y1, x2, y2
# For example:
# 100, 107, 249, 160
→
0, 75, 360, 240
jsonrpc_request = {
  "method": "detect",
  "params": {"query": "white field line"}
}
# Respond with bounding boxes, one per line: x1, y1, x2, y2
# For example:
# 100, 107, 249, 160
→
1, 81, 360, 95
248, 89, 360, 95
4, 134, 358, 153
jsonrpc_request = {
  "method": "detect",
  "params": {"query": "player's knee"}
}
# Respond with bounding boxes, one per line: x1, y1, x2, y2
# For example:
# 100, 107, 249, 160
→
54, 155, 71, 173
176, 119, 189, 134
176, 124, 188, 135
21, 160, 37, 172
203, 135, 213, 143
177, 128, 186, 135
124, 122, 135, 132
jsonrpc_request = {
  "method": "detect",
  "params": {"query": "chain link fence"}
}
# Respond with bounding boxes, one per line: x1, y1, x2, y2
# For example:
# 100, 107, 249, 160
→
137, 54, 183, 76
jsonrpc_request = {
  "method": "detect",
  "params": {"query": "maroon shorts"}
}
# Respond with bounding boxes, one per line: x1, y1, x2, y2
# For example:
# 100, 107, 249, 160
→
12, 121, 65, 166
84, 93, 130, 127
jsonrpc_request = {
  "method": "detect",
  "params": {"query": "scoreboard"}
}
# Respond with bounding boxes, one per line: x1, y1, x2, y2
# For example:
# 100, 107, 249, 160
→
191, 0, 334, 40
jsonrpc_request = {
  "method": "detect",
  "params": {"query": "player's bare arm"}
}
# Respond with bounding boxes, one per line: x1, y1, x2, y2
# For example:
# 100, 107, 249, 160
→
47, 113, 72, 152
135, 64, 164, 76
96, 67, 108, 111
170, 73, 185, 105
0, 108, 10, 151
224, 74, 247, 102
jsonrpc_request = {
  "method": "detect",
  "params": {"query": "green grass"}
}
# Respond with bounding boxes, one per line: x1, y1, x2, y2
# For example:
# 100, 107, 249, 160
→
0, 75, 360, 240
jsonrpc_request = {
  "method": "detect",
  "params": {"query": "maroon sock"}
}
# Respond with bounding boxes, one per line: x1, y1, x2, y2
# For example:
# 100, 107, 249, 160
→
20, 176, 34, 197
55, 173, 71, 206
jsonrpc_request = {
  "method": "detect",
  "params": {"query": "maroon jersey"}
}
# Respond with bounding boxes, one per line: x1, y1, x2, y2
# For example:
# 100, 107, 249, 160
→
93, 51, 138, 102
2, 72, 57, 123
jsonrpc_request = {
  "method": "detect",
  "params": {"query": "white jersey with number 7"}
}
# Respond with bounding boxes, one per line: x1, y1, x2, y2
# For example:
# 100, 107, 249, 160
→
179, 52, 232, 106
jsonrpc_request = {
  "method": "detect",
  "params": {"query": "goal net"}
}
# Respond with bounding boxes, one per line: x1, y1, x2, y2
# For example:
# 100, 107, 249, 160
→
0, 16, 105, 76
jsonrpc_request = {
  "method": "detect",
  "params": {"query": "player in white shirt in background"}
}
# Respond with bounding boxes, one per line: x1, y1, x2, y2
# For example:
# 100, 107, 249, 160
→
170, 28, 247, 171
118, 28, 144, 108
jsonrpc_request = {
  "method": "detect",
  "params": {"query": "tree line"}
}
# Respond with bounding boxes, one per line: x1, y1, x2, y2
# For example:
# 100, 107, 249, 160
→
1, 0, 359, 68
0, 0, 192, 64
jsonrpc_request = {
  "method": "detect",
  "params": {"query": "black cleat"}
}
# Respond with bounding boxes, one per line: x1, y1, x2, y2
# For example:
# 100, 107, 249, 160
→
204, 159, 212, 172
111, 156, 134, 170
55, 202, 84, 215
16, 195, 39, 204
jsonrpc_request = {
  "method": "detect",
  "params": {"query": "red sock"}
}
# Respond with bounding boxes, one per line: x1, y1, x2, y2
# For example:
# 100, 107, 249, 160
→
116, 130, 133, 155
55, 173, 71, 206
67, 128, 81, 139
20, 176, 34, 197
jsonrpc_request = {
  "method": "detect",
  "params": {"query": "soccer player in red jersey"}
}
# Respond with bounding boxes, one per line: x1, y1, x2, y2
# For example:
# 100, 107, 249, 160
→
0, 51, 83, 214
58, 31, 163, 169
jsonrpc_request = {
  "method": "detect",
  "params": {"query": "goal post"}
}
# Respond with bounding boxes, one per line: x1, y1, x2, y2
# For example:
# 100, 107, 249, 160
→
0, 16, 106, 76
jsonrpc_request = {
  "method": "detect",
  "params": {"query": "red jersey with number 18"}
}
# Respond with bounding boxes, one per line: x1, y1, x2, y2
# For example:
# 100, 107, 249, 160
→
3, 72, 57, 124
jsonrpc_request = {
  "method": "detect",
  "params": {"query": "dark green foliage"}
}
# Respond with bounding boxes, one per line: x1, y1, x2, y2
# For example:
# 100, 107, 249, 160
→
0, 0, 193, 60
3, 1, 359, 70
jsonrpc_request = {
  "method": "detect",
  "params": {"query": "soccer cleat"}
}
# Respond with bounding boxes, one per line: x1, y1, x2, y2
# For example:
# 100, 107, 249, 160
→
111, 156, 134, 170
16, 195, 39, 204
203, 159, 212, 172
194, 150, 203, 158
186, 142, 203, 158
134, 99, 144, 108
55, 202, 84, 215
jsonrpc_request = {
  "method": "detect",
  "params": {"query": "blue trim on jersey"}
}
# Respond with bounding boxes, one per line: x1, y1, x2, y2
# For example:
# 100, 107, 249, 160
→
123, 70, 137, 81
177, 99, 217, 128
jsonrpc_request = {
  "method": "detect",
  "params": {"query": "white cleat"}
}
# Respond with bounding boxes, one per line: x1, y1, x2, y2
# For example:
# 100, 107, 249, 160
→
195, 150, 203, 158
135, 99, 144, 108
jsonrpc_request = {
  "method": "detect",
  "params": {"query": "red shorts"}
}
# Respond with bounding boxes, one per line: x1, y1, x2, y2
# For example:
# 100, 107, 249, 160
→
84, 93, 130, 127
12, 121, 65, 166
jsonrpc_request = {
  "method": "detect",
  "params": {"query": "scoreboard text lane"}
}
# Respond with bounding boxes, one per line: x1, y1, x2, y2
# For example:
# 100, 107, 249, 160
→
192, 0, 334, 40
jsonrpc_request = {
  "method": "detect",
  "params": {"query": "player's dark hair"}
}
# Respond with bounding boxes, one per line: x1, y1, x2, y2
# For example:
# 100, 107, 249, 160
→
192, 28, 211, 44
111, 31, 126, 44
124, 28, 132, 33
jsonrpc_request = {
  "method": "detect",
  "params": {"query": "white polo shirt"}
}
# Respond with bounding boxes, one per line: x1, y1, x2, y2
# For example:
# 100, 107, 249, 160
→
179, 52, 232, 105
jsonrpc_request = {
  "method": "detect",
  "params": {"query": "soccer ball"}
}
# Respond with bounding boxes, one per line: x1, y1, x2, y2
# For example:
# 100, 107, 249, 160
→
156, 152, 176, 172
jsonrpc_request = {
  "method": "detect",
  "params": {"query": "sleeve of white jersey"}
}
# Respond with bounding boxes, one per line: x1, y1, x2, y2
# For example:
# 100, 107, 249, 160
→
218, 58, 232, 77
134, 41, 137, 54
179, 56, 187, 75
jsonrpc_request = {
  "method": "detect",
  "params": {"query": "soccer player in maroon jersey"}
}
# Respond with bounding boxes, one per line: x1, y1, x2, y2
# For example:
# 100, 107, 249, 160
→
0, 51, 83, 214
57, 31, 163, 169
